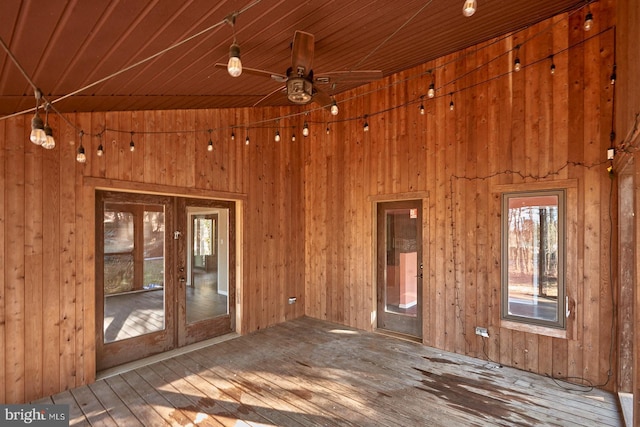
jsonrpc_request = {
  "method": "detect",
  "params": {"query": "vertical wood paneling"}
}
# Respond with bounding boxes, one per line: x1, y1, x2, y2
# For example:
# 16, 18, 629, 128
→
0, 3, 625, 403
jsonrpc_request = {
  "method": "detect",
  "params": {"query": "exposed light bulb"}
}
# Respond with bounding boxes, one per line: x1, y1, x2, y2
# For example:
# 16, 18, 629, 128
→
129, 140, 135, 152
427, 83, 435, 99
207, 139, 214, 151
231, 132, 235, 140
331, 101, 339, 116
610, 65, 617, 85
363, 121, 369, 132
97, 144, 104, 157
584, 11, 593, 31
292, 134, 296, 142
245, 135, 250, 145
326, 126, 330, 135
76, 145, 86, 163
419, 103, 425, 115
550, 63, 556, 75
42, 123, 56, 149
514, 57, 521, 72
228, 43, 242, 77
303, 122, 309, 137
450, 100, 454, 111
462, 0, 477, 17
30, 112, 46, 145
275, 130, 281, 142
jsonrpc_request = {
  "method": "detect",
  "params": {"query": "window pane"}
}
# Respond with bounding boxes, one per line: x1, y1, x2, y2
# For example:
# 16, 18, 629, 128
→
504, 192, 562, 326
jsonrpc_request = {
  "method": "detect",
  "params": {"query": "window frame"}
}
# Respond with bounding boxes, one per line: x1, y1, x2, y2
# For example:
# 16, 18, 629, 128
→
500, 189, 566, 329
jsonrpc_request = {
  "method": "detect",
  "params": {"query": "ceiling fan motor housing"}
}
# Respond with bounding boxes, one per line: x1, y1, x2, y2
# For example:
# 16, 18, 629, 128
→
287, 77, 314, 104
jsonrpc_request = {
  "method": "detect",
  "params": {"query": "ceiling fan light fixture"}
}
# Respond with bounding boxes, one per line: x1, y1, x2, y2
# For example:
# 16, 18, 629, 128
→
287, 77, 313, 104
228, 43, 242, 77
462, 0, 477, 17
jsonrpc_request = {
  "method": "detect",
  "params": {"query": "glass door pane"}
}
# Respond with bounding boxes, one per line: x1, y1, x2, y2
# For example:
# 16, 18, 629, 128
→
186, 209, 229, 324
103, 203, 165, 343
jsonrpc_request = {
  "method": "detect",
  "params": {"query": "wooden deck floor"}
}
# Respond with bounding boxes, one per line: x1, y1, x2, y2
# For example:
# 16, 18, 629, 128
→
36, 317, 622, 426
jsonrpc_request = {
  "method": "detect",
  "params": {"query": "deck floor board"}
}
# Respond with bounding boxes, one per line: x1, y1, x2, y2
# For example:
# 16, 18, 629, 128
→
40, 317, 622, 426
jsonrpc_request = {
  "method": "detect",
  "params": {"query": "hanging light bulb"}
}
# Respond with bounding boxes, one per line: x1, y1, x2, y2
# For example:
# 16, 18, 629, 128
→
291, 133, 296, 142
462, 0, 477, 17
228, 43, 242, 77
428, 83, 435, 99
513, 46, 521, 72
30, 90, 46, 146
274, 130, 281, 142
207, 130, 214, 152
231, 131, 235, 141
326, 125, 330, 135
419, 96, 425, 115
449, 93, 455, 111
129, 132, 135, 152
303, 122, 309, 137
584, 10, 593, 31
97, 144, 104, 157
331, 100, 339, 116
245, 135, 250, 145
76, 131, 86, 163
610, 64, 617, 85
40, 103, 56, 149
363, 116, 369, 132
550, 56, 556, 75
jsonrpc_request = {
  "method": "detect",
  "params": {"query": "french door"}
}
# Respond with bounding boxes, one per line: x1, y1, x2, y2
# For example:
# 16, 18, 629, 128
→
376, 200, 423, 338
96, 191, 235, 370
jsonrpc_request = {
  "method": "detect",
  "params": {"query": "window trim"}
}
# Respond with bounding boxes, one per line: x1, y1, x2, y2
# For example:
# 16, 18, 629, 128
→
500, 188, 566, 329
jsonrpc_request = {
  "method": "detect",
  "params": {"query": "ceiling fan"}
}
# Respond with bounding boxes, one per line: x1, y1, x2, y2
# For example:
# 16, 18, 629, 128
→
216, 31, 383, 109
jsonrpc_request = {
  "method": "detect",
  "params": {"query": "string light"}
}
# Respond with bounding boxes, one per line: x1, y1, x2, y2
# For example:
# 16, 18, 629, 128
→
419, 96, 425, 115
292, 133, 296, 142
42, 103, 55, 149
231, 131, 235, 141
303, 121, 310, 137
207, 129, 214, 152
513, 45, 521, 72
610, 64, 616, 85
428, 71, 436, 98
331, 100, 339, 116
129, 132, 135, 152
363, 115, 369, 132
584, 9, 593, 31
462, 0, 477, 17
449, 93, 455, 111
97, 142, 104, 157
245, 134, 250, 145
226, 14, 242, 77
29, 89, 46, 146
326, 124, 330, 135
549, 55, 556, 75
275, 130, 281, 142
76, 131, 86, 163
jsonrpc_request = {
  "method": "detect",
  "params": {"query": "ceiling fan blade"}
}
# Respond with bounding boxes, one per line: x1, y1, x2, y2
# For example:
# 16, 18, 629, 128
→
315, 70, 384, 84
214, 63, 287, 82
291, 31, 314, 76
312, 88, 333, 110
253, 85, 287, 107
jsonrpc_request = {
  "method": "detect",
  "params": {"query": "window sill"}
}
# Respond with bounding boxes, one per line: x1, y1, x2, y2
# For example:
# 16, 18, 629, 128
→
500, 319, 567, 339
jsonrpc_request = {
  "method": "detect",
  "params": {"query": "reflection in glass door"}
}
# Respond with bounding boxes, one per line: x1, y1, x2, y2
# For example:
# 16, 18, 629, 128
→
376, 200, 423, 338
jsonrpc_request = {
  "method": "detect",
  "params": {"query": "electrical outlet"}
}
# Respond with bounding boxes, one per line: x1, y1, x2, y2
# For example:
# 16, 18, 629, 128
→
475, 326, 489, 338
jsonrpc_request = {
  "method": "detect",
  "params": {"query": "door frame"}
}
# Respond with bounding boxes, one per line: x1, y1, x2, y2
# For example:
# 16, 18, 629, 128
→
86, 179, 246, 373
370, 192, 429, 342
176, 198, 236, 347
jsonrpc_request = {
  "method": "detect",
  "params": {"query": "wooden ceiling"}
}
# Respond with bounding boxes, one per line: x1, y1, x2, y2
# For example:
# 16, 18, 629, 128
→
0, 0, 586, 115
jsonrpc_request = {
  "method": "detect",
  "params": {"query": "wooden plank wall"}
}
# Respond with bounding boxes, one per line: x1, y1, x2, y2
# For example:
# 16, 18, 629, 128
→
304, 2, 619, 391
0, 107, 306, 403
615, 0, 640, 422
0, 0, 624, 404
